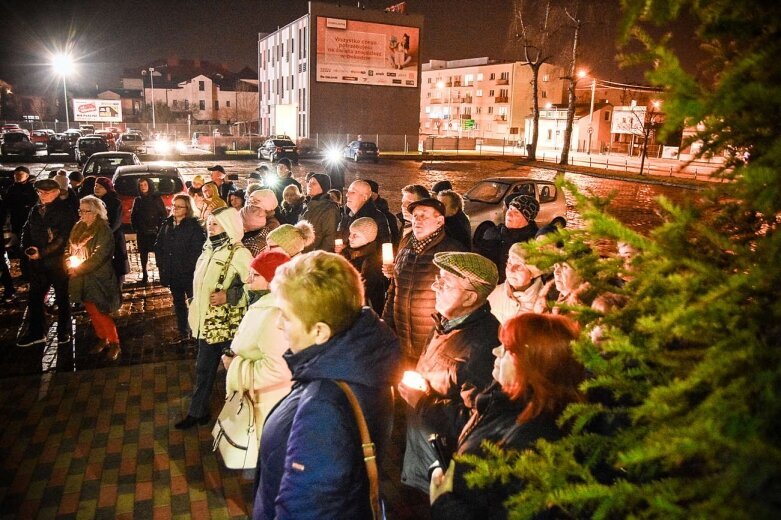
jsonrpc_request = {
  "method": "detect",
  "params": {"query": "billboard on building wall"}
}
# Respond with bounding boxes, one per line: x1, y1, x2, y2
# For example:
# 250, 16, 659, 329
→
315, 17, 419, 88
611, 106, 646, 135
72, 99, 123, 122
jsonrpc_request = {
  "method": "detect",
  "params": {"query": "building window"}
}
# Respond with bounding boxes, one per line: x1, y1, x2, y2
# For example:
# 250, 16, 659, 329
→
489, 73, 495, 80
476, 89, 483, 97
489, 90, 495, 97
475, 107, 482, 114
604, 111, 611, 121
477, 73, 483, 81
214, 100, 219, 110
541, 90, 548, 98
199, 100, 206, 110
226, 100, 231, 108
465, 74, 473, 85
499, 89, 508, 98
425, 106, 431, 113
542, 74, 550, 82
547, 129, 552, 140
199, 81, 205, 91
500, 72, 509, 80
488, 106, 494, 114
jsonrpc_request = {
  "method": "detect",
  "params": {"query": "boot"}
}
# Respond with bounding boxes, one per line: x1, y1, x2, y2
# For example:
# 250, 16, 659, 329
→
93, 338, 109, 354
105, 342, 121, 361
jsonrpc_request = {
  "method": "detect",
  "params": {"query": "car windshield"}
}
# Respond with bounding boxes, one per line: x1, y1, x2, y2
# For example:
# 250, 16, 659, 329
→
3, 133, 25, 143
85, 157, 135, 176
122, 134, 141, 141
115, 175, 182, 196
272, 139, 295, 147
358, 142, 377, 150
464, 181, 511, 204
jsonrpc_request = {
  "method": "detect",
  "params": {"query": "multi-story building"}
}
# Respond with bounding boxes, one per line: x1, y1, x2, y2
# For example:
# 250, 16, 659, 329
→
419, 58, 566, 142
258, 1, 424, 148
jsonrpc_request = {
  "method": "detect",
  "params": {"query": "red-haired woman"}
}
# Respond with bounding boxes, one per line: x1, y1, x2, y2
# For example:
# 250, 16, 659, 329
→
429, 312, 585, 519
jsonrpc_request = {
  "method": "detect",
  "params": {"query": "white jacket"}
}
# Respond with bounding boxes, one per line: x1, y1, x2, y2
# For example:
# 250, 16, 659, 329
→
488, 278, 552, 324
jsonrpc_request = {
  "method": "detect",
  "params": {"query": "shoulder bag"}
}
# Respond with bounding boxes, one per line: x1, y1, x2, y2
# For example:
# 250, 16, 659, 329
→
212, 369, 259, 470
203, 245, 247, 345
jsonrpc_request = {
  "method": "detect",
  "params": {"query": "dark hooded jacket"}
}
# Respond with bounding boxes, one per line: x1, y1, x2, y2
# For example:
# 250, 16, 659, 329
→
154, 216, 206, 288
254, 308, 401, 520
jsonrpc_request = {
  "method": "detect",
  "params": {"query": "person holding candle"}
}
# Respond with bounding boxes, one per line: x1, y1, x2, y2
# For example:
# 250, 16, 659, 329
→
342, 217, 388, 314
66, 195, 123, 360
398, 251, 500, 494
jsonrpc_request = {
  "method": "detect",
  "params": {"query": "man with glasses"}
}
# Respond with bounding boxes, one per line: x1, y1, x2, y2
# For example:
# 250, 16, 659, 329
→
17, 178, 78, 347
397, 251, 500, 494
382, 198, 466, 368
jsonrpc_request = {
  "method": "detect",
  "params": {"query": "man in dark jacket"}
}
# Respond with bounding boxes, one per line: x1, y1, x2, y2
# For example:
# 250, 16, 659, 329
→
437, 189, 472, 251
337, 180, 391, 246
382, 198, 467, 367
299, 173, 340, 252
270, 162, 302, 204
6, 166, 38, 280
255, 251, 400, 519
366, 179, 400, 248
207, 165, 236, 203
398, 251, 500, 493
17, 178, 78, 347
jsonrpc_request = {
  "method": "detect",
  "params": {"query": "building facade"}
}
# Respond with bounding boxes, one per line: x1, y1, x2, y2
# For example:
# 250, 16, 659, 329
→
419, 58, 566, 142
258, 1, 424, 148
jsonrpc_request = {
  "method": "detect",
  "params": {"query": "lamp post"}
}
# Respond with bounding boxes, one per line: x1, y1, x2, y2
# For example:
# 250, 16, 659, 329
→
577, 69, 597, 154
142, 67, 156, 130
638, 100, 662, 176
52, 53, 74, 130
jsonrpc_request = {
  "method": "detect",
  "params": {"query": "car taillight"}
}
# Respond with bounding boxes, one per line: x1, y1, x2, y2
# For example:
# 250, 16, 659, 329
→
276, 146, 283, 153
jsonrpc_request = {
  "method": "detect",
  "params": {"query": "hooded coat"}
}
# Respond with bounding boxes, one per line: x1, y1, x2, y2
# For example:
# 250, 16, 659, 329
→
299, 193, 340, 252
254, 308, 401, 520
187, 208, 253, 339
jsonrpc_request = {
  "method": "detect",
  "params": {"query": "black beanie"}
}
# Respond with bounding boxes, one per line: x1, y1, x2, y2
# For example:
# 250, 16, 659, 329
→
311, 173, 332, 192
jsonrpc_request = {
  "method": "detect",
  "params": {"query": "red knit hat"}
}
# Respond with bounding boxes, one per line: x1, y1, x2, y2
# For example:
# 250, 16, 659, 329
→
250, 250, 291, 284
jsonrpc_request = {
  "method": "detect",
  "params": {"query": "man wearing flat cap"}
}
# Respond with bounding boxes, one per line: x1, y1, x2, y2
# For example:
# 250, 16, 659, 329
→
207, 165, 236, 203
17, 178, 78, 347
382, 197, 467, 367
397, 251, 500, 493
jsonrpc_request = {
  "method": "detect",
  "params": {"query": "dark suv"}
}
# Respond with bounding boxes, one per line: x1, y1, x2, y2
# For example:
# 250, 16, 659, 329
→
343, 140, 379, 163
75, 136, 109, 165
257, 136, 299, 164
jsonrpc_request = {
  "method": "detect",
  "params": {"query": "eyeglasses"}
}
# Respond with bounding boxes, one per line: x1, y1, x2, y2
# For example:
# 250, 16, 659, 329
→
78, 209, 92, 214
173, 205, 189, 209
431, 274, 474, 293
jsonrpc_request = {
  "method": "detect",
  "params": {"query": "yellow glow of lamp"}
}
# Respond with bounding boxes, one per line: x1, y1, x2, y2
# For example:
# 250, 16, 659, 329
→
401, 370, 428, 392
67, 255, 83, 268
382, 243, 394, 265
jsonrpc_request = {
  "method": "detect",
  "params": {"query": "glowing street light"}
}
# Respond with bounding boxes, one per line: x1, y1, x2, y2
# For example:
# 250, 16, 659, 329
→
52, 53, 74, 129
142, 67, 157, 130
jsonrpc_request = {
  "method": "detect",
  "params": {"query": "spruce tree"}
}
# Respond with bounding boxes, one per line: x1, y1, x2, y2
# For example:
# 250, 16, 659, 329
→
460, 1, 781, 518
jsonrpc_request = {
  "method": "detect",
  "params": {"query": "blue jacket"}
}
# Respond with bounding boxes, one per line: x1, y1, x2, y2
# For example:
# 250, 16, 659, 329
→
254, 308, 401, 520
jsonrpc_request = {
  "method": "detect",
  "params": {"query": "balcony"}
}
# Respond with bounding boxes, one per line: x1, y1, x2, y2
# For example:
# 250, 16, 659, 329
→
493, 115, 508, 122
496, 78, 509, 85
463, 96, 473, 103
460, 113, 472, 119
430, 98, 442, 104
495, 96, 509, 103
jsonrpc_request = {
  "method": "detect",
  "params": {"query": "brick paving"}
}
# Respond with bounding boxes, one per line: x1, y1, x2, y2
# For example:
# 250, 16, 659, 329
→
0, 246, 430, 519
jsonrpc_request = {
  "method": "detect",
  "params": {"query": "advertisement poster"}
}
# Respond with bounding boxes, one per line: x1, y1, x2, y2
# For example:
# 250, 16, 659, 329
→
72, 99, 123, 122
316, 17, 419, 87
611, 106, 646, 135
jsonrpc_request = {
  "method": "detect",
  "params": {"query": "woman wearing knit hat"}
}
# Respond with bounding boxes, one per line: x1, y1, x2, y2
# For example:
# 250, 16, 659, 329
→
265, 220, 315, 257
176, 207, 253, 431
344, 217, 388, 314
216, 250, 294, 467
131, 178, 167, 284
244, 189, 281, 255
93, 177, 130, 284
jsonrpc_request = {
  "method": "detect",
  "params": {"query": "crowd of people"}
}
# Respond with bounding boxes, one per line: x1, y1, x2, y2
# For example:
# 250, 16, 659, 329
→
1, 160, 636, 518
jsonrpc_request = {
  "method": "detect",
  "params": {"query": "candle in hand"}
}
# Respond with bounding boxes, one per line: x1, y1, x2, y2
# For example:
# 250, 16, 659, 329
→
334, 238, 343, 248
401, 370, 428, 392
382, 243, 394, 265
67, 255, 83, 268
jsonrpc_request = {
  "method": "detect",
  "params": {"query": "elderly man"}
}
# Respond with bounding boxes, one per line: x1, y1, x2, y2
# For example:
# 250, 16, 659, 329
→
207, 165, 236, 202
382, 198, 466, 366
488, 242, 555, 323
299, 173, 340, 252
17, 178, 78, 347
336, 180, 391, 249
397, 251, 500, 493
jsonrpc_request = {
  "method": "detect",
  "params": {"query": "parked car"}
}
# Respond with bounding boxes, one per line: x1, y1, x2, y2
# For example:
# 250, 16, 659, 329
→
1, 131, 36, 159
74, 136, 109, 165
78, 124, 95, 135
47, 132, 79, 157
94, 129, 117, 150
343, 140, 380, 163
112, 164, 186, 224
1, 124, 22, 134
30, 129, 55, 149
463, 177, 568, 236
81, 151, 141, 178
257, 136, 299, 164
115, 133, 146, 154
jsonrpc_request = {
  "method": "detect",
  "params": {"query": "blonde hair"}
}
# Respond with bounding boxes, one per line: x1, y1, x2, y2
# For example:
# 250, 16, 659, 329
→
271, 251, 364, 336
80, 195, 108, 221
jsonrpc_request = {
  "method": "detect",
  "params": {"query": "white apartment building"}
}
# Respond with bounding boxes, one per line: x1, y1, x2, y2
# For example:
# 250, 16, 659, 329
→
142, 76, 258, 124
420, 58, 566, 142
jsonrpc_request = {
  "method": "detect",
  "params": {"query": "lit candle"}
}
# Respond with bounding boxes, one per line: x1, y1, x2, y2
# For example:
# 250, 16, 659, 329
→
334, 238, 343, 248
67, 255, 83, 268
382, 242, 394, 265
401, 370, 428, 392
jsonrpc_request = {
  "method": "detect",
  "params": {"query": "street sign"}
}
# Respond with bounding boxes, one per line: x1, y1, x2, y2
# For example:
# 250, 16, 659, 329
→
462, 119, 475, 130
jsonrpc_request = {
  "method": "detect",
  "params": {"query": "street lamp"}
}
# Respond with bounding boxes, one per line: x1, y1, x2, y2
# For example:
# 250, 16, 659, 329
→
577, 69, 597, 154
436, 80, 453, 135
52, 53, 74, 130
638, 100, 662, 176
142, 67, 156, 130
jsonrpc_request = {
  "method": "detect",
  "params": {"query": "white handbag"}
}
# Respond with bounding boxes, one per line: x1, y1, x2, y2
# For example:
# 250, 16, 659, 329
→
212, 389, 260, 469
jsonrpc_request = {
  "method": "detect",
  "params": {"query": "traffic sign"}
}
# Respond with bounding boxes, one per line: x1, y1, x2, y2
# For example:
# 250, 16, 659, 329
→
462, 119, 475, 130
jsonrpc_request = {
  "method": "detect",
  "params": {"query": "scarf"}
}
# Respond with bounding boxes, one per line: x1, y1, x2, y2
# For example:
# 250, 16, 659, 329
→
209, 232, 230, 249
409, 226, 443, 255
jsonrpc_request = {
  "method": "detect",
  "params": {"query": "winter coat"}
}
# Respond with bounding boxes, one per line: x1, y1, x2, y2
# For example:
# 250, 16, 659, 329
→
401, 304, 500, 492
187, 218, 253, 340
154, 216, 205, 288
337, 198, 391, 246
66, 219, 121, 314
131, 192, 167, 236
226, 292, 293, 441
444, 210, 472, 251
299, 194, 341, 252
6, 180, 37, 234
430, 385, 562, 520
475, 222, 538, 280
279, 200, 303, 225
99, 192, 130, 277
217, 180, 236, 203
254, 308, 401, 520
375, 196, 401, 248
21, 197, 78, 273
347, 241, 388, 315
382, 229, 467, 361
487, 277, 554, 323
271, 176, 301, 204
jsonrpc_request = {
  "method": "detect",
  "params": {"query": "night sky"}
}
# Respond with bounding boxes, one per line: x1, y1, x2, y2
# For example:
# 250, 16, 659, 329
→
0, 0, 696, 96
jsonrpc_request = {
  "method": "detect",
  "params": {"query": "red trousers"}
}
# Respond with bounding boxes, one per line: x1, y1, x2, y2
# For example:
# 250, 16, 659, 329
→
83, 302, 119, 343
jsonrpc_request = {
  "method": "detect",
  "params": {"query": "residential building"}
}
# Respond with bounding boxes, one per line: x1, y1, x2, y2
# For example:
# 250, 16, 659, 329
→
258, 1, 424, 146
525, 102, 613, 154
420, 58, 566, 142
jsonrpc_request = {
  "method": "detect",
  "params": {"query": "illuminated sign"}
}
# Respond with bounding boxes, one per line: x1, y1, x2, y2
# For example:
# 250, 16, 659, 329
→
72, 99, 123, 122
316, 17, 419, 88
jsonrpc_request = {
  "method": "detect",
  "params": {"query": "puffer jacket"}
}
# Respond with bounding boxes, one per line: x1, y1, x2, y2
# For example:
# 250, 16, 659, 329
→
154, 216, 205, 288
299, 194, 340, 252
254, 308, 401, 520
67, 219, 121, 314
226, 292, 293, 442
188, 210, 253, 339
401, 304, 500, 492
382, 229, 467, 361
430, 385, 562, 520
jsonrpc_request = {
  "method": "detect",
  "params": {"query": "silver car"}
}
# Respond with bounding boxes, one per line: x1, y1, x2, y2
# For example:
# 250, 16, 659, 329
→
463, 177, 568, 236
